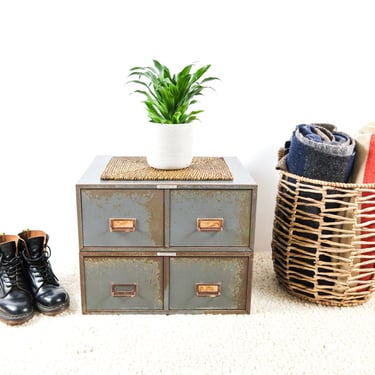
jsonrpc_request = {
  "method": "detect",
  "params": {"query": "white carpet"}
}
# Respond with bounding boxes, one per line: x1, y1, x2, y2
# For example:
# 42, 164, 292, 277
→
2, 251, 375, 375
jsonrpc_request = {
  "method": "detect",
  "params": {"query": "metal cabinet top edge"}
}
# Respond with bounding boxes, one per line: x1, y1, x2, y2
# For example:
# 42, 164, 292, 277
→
76, 155, 257, 190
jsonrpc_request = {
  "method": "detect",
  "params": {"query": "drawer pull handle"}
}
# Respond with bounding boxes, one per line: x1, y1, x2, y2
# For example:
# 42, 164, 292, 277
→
197, 218, 224, 232
109, 218, 136, 232
195, 283, 221, 297
112, 283, 137, 297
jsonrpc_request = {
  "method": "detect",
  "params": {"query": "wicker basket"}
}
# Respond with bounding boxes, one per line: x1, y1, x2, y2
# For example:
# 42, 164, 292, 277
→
272, 170, 375, 306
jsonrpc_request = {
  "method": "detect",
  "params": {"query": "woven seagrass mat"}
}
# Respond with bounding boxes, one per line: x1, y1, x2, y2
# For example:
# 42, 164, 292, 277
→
100, 156, 233, 181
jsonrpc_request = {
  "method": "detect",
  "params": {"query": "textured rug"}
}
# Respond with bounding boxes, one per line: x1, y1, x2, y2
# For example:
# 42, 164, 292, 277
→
100, 156, 233, 181
2, 251, 375, 375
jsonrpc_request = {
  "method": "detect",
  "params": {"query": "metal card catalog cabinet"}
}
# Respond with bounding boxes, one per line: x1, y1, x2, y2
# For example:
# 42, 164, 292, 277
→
76, 156, 257, 314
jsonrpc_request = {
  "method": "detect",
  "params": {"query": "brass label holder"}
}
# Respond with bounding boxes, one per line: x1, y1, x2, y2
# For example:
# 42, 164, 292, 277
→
112, 283, 137, 297
197, 218, 224, 232
195, 283, 221, 297
109, 218, 136, 232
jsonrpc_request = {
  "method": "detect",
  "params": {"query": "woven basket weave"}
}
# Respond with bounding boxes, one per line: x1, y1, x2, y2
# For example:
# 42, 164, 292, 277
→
272, 170, 375, 306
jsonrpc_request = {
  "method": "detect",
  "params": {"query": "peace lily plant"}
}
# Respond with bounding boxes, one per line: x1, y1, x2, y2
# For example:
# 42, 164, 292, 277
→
127, 60, 219, 169
127, 59, 219, 124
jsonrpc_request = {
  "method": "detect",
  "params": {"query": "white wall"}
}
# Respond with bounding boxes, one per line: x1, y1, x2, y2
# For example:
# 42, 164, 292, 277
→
1, 0, 374, 255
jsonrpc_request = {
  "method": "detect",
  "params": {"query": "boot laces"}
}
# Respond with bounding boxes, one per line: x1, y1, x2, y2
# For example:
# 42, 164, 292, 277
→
25, 246, 59, 285
0, 254, 23, 290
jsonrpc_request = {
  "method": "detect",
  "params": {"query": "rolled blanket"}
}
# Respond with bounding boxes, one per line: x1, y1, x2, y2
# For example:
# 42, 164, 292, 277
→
350, 122, 375, 290
351, 122, 375, 183
286, 123, 356, 182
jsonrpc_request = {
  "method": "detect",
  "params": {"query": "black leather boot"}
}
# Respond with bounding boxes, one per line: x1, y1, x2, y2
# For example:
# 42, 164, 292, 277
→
0, 234, 34, 325
19, 230, 69, 315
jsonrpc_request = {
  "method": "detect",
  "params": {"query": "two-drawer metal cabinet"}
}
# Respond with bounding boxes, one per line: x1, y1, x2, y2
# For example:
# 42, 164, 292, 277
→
76, 156, 257, 314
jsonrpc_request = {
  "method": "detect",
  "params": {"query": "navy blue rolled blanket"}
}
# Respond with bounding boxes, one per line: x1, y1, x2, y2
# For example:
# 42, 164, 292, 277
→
285, 123, 356, 182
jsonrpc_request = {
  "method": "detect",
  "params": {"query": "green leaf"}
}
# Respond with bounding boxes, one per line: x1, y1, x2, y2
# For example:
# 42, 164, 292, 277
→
127, 60, 219, 124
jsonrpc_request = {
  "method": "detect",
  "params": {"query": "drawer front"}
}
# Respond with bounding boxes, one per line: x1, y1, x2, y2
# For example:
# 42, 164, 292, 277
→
81, 189, 164, 247
169, 256, 249, 310
83, 256, 163, 311
170, 190, 251, 247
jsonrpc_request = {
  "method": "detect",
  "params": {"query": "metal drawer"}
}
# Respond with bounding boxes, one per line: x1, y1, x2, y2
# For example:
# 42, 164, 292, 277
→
169, 256, 250, 311
80, 189, 164, 247
169, 190, 252, 247
82, 256, 164, 312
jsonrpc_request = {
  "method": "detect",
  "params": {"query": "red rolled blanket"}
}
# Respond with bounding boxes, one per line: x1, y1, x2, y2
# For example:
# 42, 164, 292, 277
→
351, 122, 375, 289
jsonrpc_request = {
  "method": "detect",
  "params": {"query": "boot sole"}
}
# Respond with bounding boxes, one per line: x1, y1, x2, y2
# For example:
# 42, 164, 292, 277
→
0, 311, 34, 326
36, 298, 70, 316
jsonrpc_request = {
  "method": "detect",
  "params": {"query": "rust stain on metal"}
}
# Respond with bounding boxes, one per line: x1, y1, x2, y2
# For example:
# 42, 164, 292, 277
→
238, 191, 251, 245
85, 256, 164, 307
138, 191, 164, 246
82, 189, 164, 246
173, 256, 248, 308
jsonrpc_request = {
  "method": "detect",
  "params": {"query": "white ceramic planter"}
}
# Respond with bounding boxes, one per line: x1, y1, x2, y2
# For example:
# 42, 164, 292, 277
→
146, 123, 193, 170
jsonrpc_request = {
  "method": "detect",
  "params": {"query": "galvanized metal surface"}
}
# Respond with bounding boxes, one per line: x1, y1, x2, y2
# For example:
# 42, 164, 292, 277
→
84, 256, 164, 311
81, 189, 164, 247
169, 256, 249, 310
81, 251, 252, 314
169, 189, 251, 247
